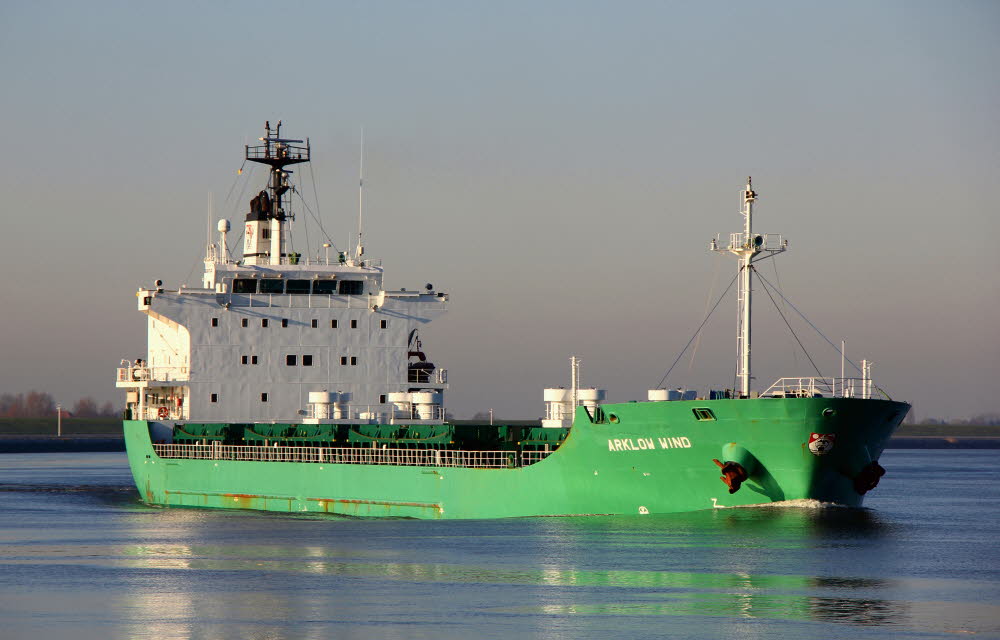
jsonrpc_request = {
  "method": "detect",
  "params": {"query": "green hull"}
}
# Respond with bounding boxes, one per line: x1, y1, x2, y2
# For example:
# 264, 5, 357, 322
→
124, 397, 908, 519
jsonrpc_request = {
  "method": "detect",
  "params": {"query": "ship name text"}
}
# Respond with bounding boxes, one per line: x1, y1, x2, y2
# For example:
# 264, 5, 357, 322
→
607, 436, 692, 452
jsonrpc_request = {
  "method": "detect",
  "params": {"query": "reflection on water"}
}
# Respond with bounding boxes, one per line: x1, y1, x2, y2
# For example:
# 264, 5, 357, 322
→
1, 451, 999, 639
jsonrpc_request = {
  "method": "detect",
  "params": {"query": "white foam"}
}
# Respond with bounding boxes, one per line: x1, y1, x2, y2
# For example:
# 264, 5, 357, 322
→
729, 499, 851, 510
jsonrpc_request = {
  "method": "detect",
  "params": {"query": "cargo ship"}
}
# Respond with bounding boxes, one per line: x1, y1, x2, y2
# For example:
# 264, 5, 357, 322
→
116, 122, 909, 518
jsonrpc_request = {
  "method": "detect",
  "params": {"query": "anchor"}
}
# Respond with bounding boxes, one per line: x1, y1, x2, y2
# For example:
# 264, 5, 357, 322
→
713, 459, 749, 494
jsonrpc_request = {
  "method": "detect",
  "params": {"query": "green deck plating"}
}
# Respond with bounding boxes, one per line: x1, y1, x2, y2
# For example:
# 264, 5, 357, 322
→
124, 396, 908, 519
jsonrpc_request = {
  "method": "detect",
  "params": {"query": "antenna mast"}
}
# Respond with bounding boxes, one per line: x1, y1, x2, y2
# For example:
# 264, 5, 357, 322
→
356, 127, 364, 263
710, 178, 787, 398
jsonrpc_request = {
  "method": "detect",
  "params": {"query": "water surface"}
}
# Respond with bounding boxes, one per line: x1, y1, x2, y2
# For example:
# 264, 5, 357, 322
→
1, 450, 997, 639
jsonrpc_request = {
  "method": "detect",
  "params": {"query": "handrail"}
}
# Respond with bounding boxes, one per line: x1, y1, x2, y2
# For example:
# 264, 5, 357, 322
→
117, 366, 189, 383
153, 443, 552, 469
762, 377, 888, 400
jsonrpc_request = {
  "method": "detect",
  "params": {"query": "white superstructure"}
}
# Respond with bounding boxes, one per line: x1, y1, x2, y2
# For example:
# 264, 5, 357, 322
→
116, 122, 449, 427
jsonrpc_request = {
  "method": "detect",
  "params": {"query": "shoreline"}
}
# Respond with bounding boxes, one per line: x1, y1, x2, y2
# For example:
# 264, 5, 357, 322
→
2, 434, 998, 454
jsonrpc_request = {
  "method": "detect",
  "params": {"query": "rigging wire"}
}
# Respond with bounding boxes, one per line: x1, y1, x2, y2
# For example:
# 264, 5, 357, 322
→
293, 188, 337, 249
754, 267, 824, 378
754, 269, 863, 375
687, 256, 722, 375
307, 158, 336, 249
654, 272, 739, 390
772, 257, 798, 370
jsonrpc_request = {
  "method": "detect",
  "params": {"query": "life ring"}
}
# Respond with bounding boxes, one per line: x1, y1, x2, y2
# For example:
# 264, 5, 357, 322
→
157, 407, 169, 420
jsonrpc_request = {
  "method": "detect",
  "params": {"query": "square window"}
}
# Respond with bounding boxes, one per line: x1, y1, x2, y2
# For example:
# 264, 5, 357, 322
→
211, 317, 218, 327
241, 318, 248, 328
303, 355, 313, 366
380, 319, 387, 329
350, 356, 357, 366
251, 355, 258, 365
281, 319, 288, 328
331, 319, 338, 329
261, 318, 269, 328
241, 355, 248, 365
286, 355, 297, 366
259, 279, 284, 294
311, 319, 318, 328
692, 408, 716, 421
261, 393, 268, 402
211, 393, 218, 403
351, 319, 358, 329
340, 356, 347, 366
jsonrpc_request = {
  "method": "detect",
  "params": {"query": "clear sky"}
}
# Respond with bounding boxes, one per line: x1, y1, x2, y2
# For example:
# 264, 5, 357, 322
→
1, 0, 997, 421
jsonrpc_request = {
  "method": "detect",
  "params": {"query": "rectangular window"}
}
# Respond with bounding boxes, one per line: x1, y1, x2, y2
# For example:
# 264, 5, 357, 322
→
286, 355, 297, 366
261, 227, 271, 240
241, 318, 248, 328
251, 355, 258, 365
340, 356, 347, 366
331, 319, 338, 329
380, 319, 388, 329
692, 408, 716, 421
261, 393, 268, 402
259, 279, 284, 294
232, 278, 257, 294
241, 355, 248, 365
351, 319, 358, 329
379, 394, 387, 404
286, 279, 310, 294
261, 319, 269, 328
211, 317, 218, 327
338, 280, 364, 295
313, 280, 338, 294
211, 393, 218, 403
311, 319, 318, 328
303, 355, 313, 366
350, 356, 358, 366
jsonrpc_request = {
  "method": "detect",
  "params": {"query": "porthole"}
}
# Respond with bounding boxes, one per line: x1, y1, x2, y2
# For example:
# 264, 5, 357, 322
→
822, 408, 837, 418
609, 413, 620, 424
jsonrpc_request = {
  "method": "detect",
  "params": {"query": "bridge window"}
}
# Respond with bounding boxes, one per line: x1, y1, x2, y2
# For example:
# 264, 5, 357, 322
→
692, 408, 716, 421
313, 280, 338, 294
339, 280, 364, 295
259, 279, 284, 294
232, 278, 257, 293
286, 279, 310, 294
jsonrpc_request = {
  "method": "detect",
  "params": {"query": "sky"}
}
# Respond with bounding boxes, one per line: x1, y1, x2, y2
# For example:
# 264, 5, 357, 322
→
1, 0, 997, 421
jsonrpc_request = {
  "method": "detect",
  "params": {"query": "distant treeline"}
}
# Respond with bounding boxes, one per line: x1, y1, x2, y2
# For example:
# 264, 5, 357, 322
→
0, 391, 117, 419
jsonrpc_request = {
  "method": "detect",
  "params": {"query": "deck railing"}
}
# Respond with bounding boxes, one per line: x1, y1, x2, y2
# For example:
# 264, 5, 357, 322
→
116, 366, 189, 383
152, 443, 553, 469
762, 377, 887, 400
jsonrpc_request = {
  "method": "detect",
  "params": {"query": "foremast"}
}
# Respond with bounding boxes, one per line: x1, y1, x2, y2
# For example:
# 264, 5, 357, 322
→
243, 120, 311, 266
711, 178, 786, 398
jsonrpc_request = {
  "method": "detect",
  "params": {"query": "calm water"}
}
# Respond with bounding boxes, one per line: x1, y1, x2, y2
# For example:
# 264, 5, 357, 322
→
1, 450, 998, 640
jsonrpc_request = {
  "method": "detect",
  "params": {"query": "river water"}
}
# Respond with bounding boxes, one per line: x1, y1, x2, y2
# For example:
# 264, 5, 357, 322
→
1, 449, 998, 639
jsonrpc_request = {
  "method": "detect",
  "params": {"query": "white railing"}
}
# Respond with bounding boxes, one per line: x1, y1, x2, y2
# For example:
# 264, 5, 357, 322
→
152, 443, 554, 469
304, 403, 446, 423
762, 377, 885, 400
117, 366, 189, 383
726, 232, 785, 252
139, 406, 189, 421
